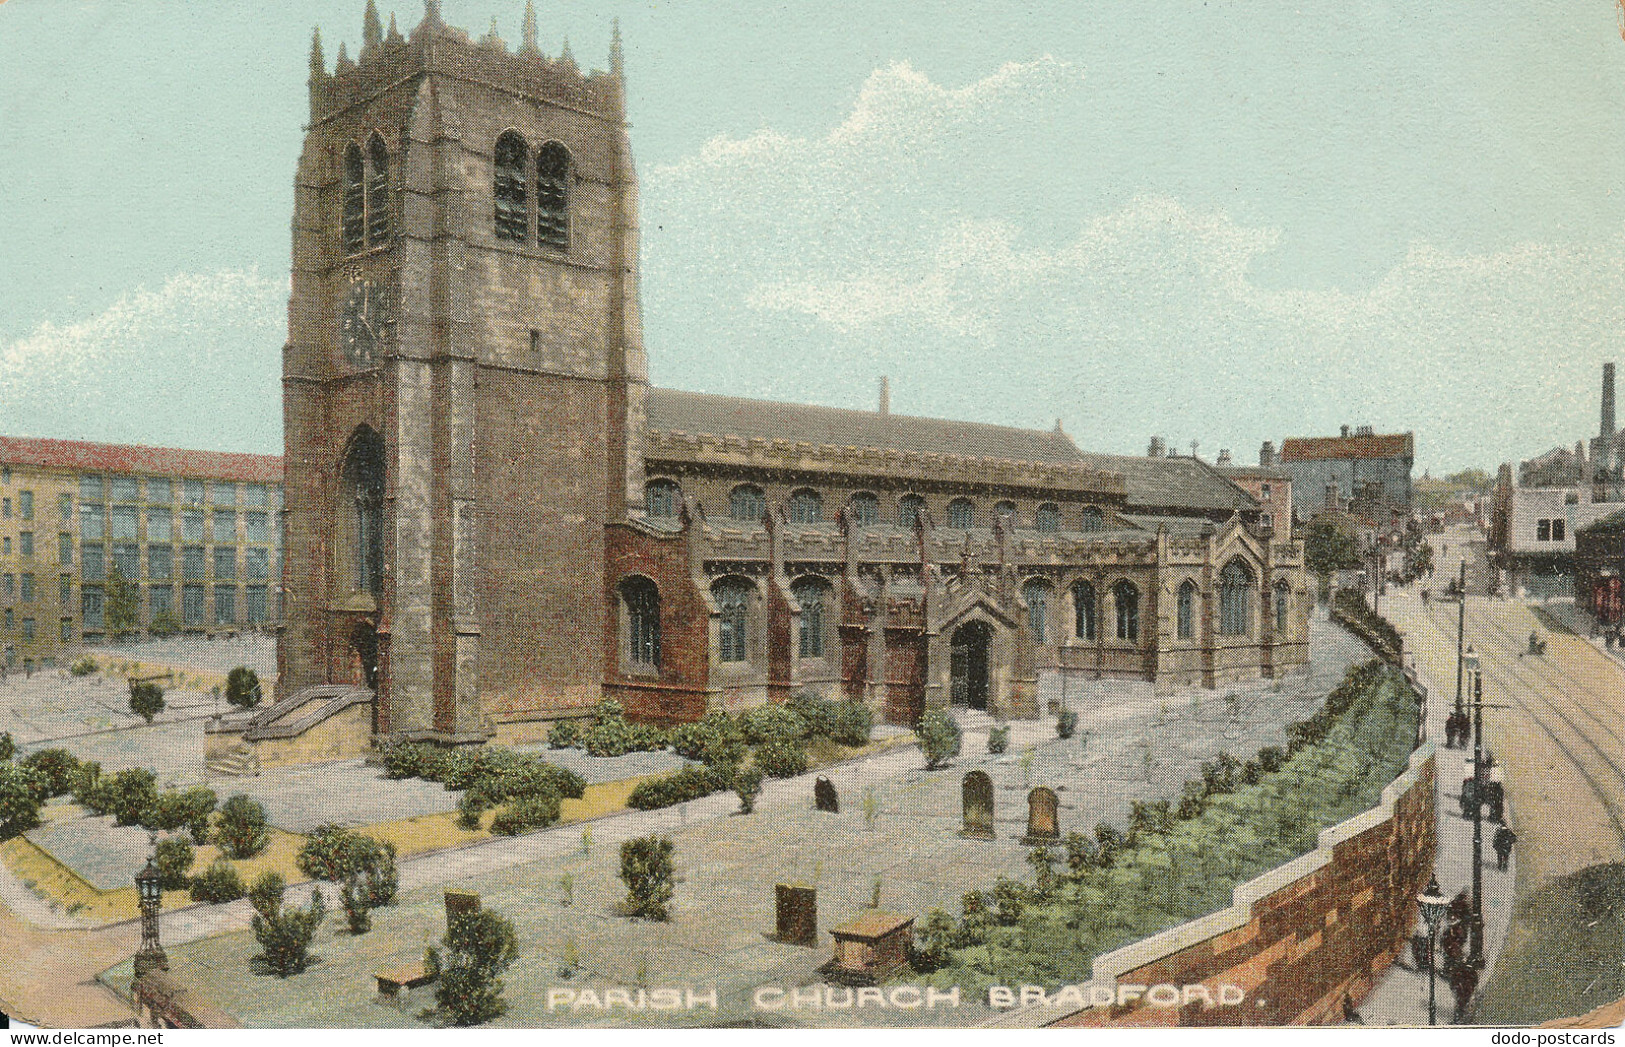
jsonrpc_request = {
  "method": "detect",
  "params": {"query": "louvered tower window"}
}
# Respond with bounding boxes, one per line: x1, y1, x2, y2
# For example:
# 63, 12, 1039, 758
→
537, 142, 570, 249
367, 135, 391, 245
342, 145, 366, 254
494, 132, 529, 242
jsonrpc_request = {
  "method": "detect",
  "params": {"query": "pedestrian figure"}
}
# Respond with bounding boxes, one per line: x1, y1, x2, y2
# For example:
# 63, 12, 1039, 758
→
1484, 780, 1504, 823
1449, 962, 1479, 1024
1493, 825, 1516, 871
813, 776, 839, 813
1459, 777, 1477, 819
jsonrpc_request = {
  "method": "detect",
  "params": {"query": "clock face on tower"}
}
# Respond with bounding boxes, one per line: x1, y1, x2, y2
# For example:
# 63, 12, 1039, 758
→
339, 279, 388, 367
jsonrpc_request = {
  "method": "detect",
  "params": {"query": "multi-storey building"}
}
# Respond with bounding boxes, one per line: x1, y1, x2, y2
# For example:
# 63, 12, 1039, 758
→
0, 437, 283, 671
1280, 426, 1415, 522
263, 3, 1310, 751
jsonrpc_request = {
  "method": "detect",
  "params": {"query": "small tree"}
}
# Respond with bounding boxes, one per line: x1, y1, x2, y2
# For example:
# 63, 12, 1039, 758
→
1303, 518, 1361, 584
249, 872, 325, 978
189, 857, 246, 903
297, 824, 397, 907
105, 564, 139, 639
225, 667, 263, 710
1056, 708, 1079, 739
340, 873, 373, 935
986, 725, 1010, 754
106, 768, 158, 827
917, 709, 962, 770
128, 680, 165, 724
733, 765, 763, 814
154, 836, 194, 891
423, 907, 520, 1026
214, 794, 271, 859
0, 763, 46, 840
0, 731, 14, 762
148, 611, 181, 639
619, 835, 676, 921
19, 748, 80, 797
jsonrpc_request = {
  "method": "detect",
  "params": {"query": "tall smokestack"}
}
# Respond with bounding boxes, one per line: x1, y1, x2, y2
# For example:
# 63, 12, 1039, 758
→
878, 375, 890, 416
1603, 362, 1616, 438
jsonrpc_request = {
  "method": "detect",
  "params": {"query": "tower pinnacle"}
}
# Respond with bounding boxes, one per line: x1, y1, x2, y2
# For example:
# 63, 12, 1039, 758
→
308, 26, 326, 77
560, 35, 576, 68
362, 0, 383, 54
521, 0, 540, 55
610, 18, 624, 76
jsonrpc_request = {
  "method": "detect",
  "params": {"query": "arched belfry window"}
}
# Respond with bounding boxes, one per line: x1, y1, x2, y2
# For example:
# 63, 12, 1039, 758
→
341, 427, 385, 599
536, 141, 571, 249
342, 144, 366, 254
367, 134, 391, 246
494, 131, 529, 242
1219, 560, 1255, 637
714, 578, 751, 663
644, 479, 681, 519
1113, 581, 1139, 642
622, 576, 660, 668
1177, 579, 1198, 639
1072, 581, 1096, 641
792, 578, 828, 659
1274, 579, 1291, 634
729, 484, 765, 522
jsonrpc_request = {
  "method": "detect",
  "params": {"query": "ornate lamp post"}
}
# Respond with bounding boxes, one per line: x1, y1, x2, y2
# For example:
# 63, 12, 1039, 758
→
1464, 646, 1486, 967
1418, 874, 1450, 1026
133, 851, 168, 977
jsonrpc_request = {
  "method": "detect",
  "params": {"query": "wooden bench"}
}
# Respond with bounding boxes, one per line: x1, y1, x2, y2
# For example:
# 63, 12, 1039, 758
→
374, 964, 434, 999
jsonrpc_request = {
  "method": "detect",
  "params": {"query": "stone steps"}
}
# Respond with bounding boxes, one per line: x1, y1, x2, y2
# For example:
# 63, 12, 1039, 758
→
206, 743, 261, 778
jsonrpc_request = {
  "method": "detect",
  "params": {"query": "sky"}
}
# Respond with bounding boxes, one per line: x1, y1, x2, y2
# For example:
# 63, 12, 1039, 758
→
3, 0, 1625, 475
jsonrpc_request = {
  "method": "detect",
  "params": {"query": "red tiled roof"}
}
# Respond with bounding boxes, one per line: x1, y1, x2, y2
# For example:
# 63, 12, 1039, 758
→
1280, 433, 1413, 462
0, 435, 282, 484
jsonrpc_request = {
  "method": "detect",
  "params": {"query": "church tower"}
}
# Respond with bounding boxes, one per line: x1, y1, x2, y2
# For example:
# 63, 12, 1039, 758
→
280, 1, 647, 742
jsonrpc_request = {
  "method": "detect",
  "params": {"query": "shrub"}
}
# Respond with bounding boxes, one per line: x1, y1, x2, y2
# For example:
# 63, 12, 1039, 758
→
0, 732, 13, 762
580, 716, 637, 757
20, 748, 80, 797
917, 709, 963, 770
910, 908, 959, 973
671, 712, 747, 767
189, 857, 246, 904
424, 908, 519, 1026
154, 836, 194, 891
627, 765, 727, 810
340, 874, 373, 935
296, 824, 398, 905
467, 752, 585, 805
787, 692, 837, 738
0, 763, 46, 840
128, 681, 165, 723
105, 768, 158, 827
619, 835, 676, 921
70, 761, 107, 812
225, 667, 263, 709
456, 791, 487, 831
734, 765, 764, 814
489, 792, 562, 836
380, 741, 434, 780
249, 872, 325, 978
986, 725, 1010, 754
70, 656, 98, 677
739, 704, 805, 745
547, 720, 581, 749
1093, 823, 1124, 867
148, 611, 181, 639
830, 700, 874, 747
1257, 745, 1288, 773
214, 794, 271, 859
753, 739, 808, 779
147, 787, 217, 842
1056, 708, 1079, 739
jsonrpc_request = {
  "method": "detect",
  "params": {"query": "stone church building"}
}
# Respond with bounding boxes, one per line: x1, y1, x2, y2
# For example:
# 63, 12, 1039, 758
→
276, 2, 1309, 747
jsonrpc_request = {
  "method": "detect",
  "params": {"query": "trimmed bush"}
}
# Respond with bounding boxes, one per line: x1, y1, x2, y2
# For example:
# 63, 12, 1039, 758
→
734, 765, 764, 813
147, 786, 217, 843
380, 741, 433, 780
225, 667, 263, 709
547, 720, 581, 749
104, 768, 158, 827
627, 765, 728, 810
830, 700, 874, 747
0, 731, 14, 762
0, 762, 46, 840
20, 748, 80, 798
189, 857, 246, 904
70, 656, 98, 677
619, 835, 676, 921
214, 794, 271, 859
296, 824, 398, 906
671, 712, 748, 768
740, 704, 805, 746
489, 792, 562, 836
918, 710, 963, 770
787, 692, 837, 739
753, 739, 808, 779
128, 681, 165, 723
424, 907, 519, 1026
148, 612, 181, 639
987, 725, 1011, 754
154, 836, 194, 891
249, 872, 325, 978
456, 791, 487, 831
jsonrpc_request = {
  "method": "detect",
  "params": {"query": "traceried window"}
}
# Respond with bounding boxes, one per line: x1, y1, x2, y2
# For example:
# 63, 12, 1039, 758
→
1023, 579, 1050, 644
1177, 580, 1197, 639
1035, 503, 1060, 533
343, 144, 366, 254
714, 578, 751, 663
183, 510, 204, 542
849, 492, 880, 526
82, 545, 105, 582
946, 498, 975, 529
622, 577, 660, 668
536, 141, 570, 249
644, 479, 681, 519
897, 494, 926, 528
1072, 581, 1096, 641
367, 134, 391, 245
110, 506, 138, 540
1113, 581, 1139, 642
82, 587, 105, 631
728, 484, 765, 522
112, 544, 139, 580
245, 548, 269, 580
1219, 560, 1254, 637
1274, 579, 1291, 634
1080, 507, 1105, 532
245, 585, 267, 625
182, 584, 205, 626
213, 510, 237, 543
494, 131, 529, 242
792, 579, 827, 658
182, 545, 206, 581
788, 489, 823, 524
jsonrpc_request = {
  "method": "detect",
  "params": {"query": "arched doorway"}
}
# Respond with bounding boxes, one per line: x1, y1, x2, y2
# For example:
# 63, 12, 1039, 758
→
950, 620, 992, 710
350, 620, 379, 691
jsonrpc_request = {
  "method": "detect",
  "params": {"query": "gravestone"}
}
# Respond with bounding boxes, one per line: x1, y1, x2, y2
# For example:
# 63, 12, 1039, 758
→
1022, 786, 1060, 844
960, 771, 995, 839
814, 776, 839, 813
775, 884, 818, 946
444, 890, 480, 926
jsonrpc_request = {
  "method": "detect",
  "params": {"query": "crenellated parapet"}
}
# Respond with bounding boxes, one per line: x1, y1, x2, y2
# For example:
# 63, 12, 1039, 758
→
307, 0, 623, 127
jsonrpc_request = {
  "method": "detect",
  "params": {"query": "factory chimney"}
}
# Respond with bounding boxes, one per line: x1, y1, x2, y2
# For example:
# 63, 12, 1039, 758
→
1603, 362, 1616, 438
878, 376, 890, 416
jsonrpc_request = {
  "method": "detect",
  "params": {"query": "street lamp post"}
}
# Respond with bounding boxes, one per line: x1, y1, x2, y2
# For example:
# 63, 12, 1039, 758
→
133, 850, 168, 977
1465, 646, 1486, 967
1418, 874, 1450, 1026
1453, 560, 1467, 716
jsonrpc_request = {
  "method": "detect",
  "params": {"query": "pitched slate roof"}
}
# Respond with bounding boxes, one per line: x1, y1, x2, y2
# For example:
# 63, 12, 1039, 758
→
1069, 453, 1258, 513
1280, 432, 1414, 462
0, 435, 282, 484
646, 388, 1087, 467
